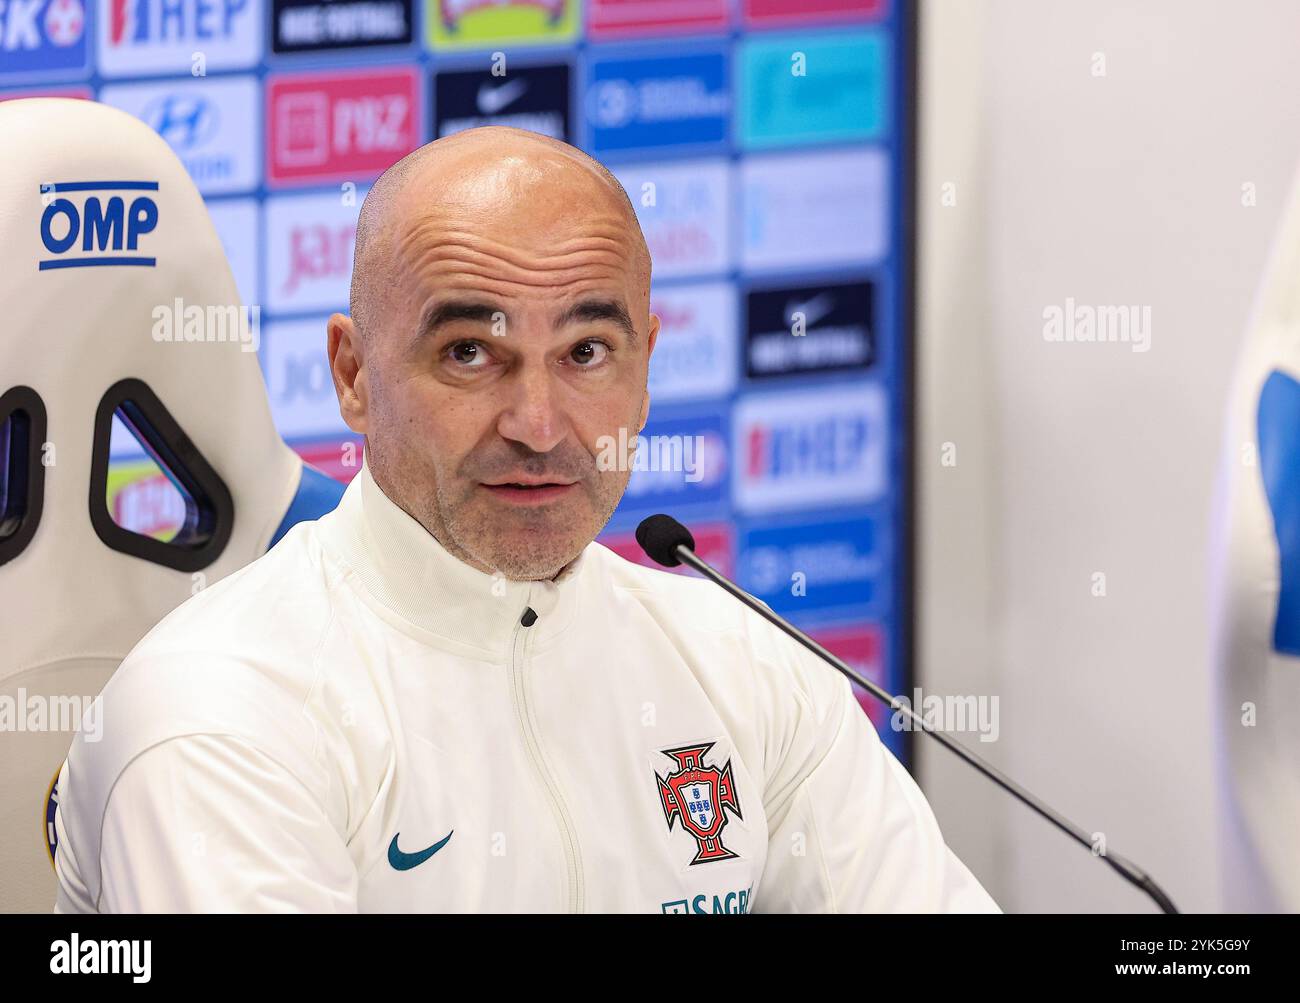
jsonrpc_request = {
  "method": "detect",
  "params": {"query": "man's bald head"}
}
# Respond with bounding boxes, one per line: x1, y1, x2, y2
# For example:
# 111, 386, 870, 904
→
349, 127, 651, 345
328, 124, 662, 581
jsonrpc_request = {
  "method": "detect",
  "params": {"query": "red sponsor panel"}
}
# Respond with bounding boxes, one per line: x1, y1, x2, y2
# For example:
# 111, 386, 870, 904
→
292, 437, 365, 484
599, 522, 734, 579
808, 623, 886, 729
108, 470, 184, 539
0, 87, 91, 101
587, 0, 730, 39
743, 0, 887, 28
267, 67, 421, 186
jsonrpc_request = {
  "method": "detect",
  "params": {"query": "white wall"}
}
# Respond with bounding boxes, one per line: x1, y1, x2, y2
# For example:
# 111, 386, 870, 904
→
916, 0, 1300, 912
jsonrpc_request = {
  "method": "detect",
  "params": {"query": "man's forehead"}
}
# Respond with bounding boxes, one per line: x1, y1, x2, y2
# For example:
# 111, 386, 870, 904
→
352, 129, 651, 337
391, 182, 646, 297
395, 138, 627, 209
395, 201, 639, 265
397, 167, 632, 243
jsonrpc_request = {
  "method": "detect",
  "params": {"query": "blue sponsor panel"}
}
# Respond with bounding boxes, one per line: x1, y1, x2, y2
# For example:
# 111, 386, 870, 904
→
647, 281, 738, 404
585, 47, 729, 156
607, 405, 730, 529
99, 76, 260, 195
613, 158, 731, 281
732, 382, 886, 515
206, 197, 260, 305
261, 316, 349, 440
264, 187, 366, 314
737, 30, 886, 150
0, 0, 89, 80
96, 0, 262, 78
434, 61, 571, 140
738, 515, 880, 620
744, 278, 875, 380
740, 147, 889, 273
271, 0, 413, 52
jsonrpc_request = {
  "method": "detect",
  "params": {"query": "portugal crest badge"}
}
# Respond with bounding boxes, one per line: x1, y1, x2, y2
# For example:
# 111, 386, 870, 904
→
655, 742, 743, 865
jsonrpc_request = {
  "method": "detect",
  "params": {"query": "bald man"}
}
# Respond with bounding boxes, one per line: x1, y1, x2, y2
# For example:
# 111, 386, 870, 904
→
53, 128, 999, 914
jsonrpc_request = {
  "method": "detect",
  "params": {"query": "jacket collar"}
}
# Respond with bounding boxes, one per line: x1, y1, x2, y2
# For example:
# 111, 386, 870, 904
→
316, 461, 588, 655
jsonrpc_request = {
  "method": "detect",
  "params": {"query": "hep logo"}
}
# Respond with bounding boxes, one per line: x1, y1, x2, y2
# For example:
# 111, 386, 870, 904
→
745, 415, 870, 479
38, 182, 159, 270
109, 0, 132, 43
109, 0, 249, 45
655, 742, 743, 865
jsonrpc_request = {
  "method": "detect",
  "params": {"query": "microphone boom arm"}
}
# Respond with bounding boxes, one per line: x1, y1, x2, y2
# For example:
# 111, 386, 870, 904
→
670, 541, 1180, 915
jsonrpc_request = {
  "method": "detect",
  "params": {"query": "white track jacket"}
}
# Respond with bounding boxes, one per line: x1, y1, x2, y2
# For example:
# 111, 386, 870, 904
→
53, 464, 999, 914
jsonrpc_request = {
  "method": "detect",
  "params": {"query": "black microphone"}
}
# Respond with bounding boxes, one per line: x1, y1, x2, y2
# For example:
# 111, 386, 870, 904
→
636, 513, 1179, 915
635, 514, 695, 567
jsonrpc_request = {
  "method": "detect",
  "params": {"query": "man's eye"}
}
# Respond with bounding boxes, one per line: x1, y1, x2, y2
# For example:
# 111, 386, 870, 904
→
570, 340, 610, 366
447, 341, 490, 368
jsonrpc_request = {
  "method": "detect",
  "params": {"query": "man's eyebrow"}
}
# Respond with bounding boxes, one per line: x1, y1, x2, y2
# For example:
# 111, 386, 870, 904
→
414, 298, 640, 346
555, 299, 639, 346
417, 301, 503, 342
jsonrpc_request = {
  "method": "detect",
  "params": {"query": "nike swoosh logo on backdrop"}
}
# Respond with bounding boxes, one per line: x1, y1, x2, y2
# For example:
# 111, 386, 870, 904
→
477, 80, 528, 115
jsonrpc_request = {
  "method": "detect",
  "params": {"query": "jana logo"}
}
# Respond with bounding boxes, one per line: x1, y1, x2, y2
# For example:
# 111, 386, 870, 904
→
141, 93, 218, 151
655, 742, 743, 865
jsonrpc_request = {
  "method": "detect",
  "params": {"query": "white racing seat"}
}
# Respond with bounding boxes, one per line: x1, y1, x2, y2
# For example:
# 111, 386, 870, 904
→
0, 98, 343, 913
1212, 166, 1300, 912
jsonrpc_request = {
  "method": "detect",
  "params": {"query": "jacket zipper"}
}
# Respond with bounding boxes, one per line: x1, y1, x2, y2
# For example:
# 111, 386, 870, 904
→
509, 605, 584, 912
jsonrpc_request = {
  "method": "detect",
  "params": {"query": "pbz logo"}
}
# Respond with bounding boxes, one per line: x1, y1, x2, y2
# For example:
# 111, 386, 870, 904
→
38, 182, 159, 270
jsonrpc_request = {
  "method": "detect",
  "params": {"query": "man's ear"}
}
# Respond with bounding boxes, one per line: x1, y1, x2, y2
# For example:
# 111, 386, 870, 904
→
639, 312, 660, 433
328, 313, 368, 435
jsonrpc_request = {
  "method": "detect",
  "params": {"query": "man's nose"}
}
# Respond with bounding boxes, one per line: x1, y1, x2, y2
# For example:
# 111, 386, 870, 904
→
496, 365, 568, 454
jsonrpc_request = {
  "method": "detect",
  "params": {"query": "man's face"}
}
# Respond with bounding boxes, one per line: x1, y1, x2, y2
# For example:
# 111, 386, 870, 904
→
338, 155, 658, 581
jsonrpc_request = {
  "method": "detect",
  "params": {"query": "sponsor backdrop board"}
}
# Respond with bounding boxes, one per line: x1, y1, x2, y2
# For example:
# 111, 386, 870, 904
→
3, 0, 916, 759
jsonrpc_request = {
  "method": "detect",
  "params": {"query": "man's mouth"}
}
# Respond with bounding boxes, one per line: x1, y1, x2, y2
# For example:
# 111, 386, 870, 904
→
479, 480, 579, 505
